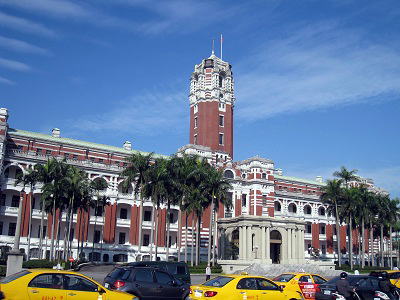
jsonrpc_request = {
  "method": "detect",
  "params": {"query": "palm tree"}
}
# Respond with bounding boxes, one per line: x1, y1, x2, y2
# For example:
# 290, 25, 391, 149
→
90, 178, 108, 261
15, 167, 40, 260
320, 179, 344, 267
34, 158, 59, 258
121, 152, 153, 257
203, 167, 232, 266
386, 198, 399, 269
142, 158, 168, 261
333, 166, 359, 189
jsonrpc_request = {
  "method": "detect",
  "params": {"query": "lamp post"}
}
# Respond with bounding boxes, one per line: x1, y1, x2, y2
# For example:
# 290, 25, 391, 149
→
6, 188, 25, 276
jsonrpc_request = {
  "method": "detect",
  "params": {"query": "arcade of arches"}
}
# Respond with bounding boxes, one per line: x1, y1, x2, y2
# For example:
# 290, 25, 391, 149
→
218, 216, 306, 265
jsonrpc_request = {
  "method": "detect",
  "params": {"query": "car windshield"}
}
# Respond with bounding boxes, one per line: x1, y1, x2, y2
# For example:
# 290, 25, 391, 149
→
273, 274, 295, 282
203, 276, 234, 287
325, 276, 367, 285
0, 270, 31, 284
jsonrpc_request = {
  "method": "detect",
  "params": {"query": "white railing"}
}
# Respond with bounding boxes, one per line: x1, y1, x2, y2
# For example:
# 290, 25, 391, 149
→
275, 189, 320, 200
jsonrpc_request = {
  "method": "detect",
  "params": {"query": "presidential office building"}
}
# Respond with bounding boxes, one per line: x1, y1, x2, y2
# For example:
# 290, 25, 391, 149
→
0, 52, 386, 266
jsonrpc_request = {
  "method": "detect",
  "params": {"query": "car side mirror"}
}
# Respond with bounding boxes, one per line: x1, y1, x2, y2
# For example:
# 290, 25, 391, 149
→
279, 285, 285, 292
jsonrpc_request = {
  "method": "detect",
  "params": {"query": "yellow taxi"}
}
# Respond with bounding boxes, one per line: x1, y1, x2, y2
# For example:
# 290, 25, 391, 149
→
272, 273, 327, 300
0, 269, 138, 300
385, 270, 400, 288
190, 274, 304, 299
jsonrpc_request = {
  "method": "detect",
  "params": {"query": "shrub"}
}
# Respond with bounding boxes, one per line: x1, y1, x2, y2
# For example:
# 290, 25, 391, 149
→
23, 260, 57, 269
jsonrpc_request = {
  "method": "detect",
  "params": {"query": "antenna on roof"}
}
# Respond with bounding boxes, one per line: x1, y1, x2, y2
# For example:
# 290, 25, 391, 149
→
211, 39, 215, 55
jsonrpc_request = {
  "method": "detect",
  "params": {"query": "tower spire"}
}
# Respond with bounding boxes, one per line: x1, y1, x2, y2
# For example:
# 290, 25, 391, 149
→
211, 39, 215, 55
220, 34, 223, 60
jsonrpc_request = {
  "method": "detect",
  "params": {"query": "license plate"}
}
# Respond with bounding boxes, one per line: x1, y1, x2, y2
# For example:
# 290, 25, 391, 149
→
104, 283, 109, 288
324, 290, 331, 295
194, 290, 202, 297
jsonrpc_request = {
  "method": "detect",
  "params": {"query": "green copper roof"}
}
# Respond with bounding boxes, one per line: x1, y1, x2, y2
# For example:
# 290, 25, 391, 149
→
8, 128, 169, 159
275, 174, 325, 186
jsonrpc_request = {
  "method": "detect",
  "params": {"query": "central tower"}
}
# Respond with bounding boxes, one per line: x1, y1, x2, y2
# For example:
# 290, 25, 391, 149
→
189, 53, 235, 158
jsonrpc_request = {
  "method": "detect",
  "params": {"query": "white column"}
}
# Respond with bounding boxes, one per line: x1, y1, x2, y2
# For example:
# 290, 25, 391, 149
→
239, 227, 243, 259
266, 227, 270, 260
300, 229, 305, 260
287, 228, 292, 261
242, 226, 247, 260
247, 226, 252, 260
292, 229, 297, 261
261, 226, 266, 259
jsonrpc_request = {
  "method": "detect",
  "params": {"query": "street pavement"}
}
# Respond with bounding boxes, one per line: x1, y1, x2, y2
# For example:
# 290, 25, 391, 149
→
79, 264, 208, 285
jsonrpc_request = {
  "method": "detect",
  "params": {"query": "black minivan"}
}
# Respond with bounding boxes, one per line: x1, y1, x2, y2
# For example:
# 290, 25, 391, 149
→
126, 261, 191, 284
104, 266, 190, 300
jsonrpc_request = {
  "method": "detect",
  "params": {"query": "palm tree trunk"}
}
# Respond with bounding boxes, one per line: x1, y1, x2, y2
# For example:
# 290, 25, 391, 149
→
361, 218, 365, 268
184, 213, 188, 263
149, 205, 155, 261
39, 200, 45, 259
380, 225, 384, 267
91, 200, 98, 262
63, 208, 70, 261
67, 196, 75, 258
335, 201, 341, 267
190, 216, 195, 267
213, 210, 218, 266
397, 230, 399, 268
390, 225, 393, 269
50, 199, 56, 260
370, 222, 374, 266
27, 190, 34, 260
56, 211, 62, 264
137, 195, 144, 253
349, 216, 353, 270
166, 206, 171, 261
177, 209, 182, 262
196, 214, 201, 266
154, 207, 159, 261
207, 201, 215, 265
100, 205, 106, 259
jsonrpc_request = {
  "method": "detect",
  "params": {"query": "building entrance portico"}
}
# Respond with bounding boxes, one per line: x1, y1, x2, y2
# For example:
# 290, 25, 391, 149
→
218, 216, 305, 271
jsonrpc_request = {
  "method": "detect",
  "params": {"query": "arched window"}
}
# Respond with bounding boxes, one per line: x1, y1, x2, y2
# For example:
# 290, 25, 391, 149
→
318, 207, 326, 216
303, 205, 312, 215
274, 201, 281, 212
288, 203, 297, 214
224, 170, 234, 179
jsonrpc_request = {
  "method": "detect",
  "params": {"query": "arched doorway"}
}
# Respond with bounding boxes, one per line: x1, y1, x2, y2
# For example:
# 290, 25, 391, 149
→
270, 230, 282, 264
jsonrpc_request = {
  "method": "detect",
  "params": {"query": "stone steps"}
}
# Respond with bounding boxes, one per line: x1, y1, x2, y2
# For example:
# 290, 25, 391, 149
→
239, 263, 343, 278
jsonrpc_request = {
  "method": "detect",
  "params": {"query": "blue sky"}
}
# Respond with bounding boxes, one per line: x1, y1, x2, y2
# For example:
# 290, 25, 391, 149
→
1, 0, 399, 197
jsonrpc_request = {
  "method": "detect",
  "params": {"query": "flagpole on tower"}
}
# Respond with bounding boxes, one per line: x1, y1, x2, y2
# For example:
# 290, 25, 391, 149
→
211, 39, 215, 55
220, 34, 223, 60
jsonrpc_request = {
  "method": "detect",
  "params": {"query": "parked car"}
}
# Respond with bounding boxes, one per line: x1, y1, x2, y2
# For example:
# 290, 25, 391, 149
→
0, 269, 138, 300
190, 274, 304, 300
315, 275, 392, 300
126, 261, 191, 284
104, 266, 190, 300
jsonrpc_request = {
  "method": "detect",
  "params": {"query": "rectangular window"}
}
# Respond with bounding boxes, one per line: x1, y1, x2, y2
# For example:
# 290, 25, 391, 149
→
241, 194, 247, 207
219, 133, 224, 145
144, 211, 152, 221
194, 134, 198, 145
320, 225, 326, 235
143, 234, 150, 246
219, 115, 224, 127
64, 153, 69, 159
0, 221, 3, 235
36, 148, 42, 154
8, 222, 16, 236
11, 195, 19, 207
94, 230, 101, 243
90, 157, 95, 162
306, 223, 312, 234
120, 208, 128, 219
169, 212, 174, 224
262, 195, 267, 206
73, 154, 78, 160
194, 104, 198, 114
119, 232, 126, 244
0, 194, 5, 206
99, 159, 104, 163
95, 206, 103, 217
46, 150, 51, 156
38, 225, 47, 238
194, 117, 198, 128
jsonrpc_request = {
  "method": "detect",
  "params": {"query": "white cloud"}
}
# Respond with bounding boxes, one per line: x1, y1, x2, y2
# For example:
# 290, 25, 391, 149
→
235, 23, 400, 121
0, 76, 15, 85
0, 0, 91, 19
0, 35, 50, 55
0, 12, 56, 37
0, 57, 31, 72
71, 87, 187, 136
